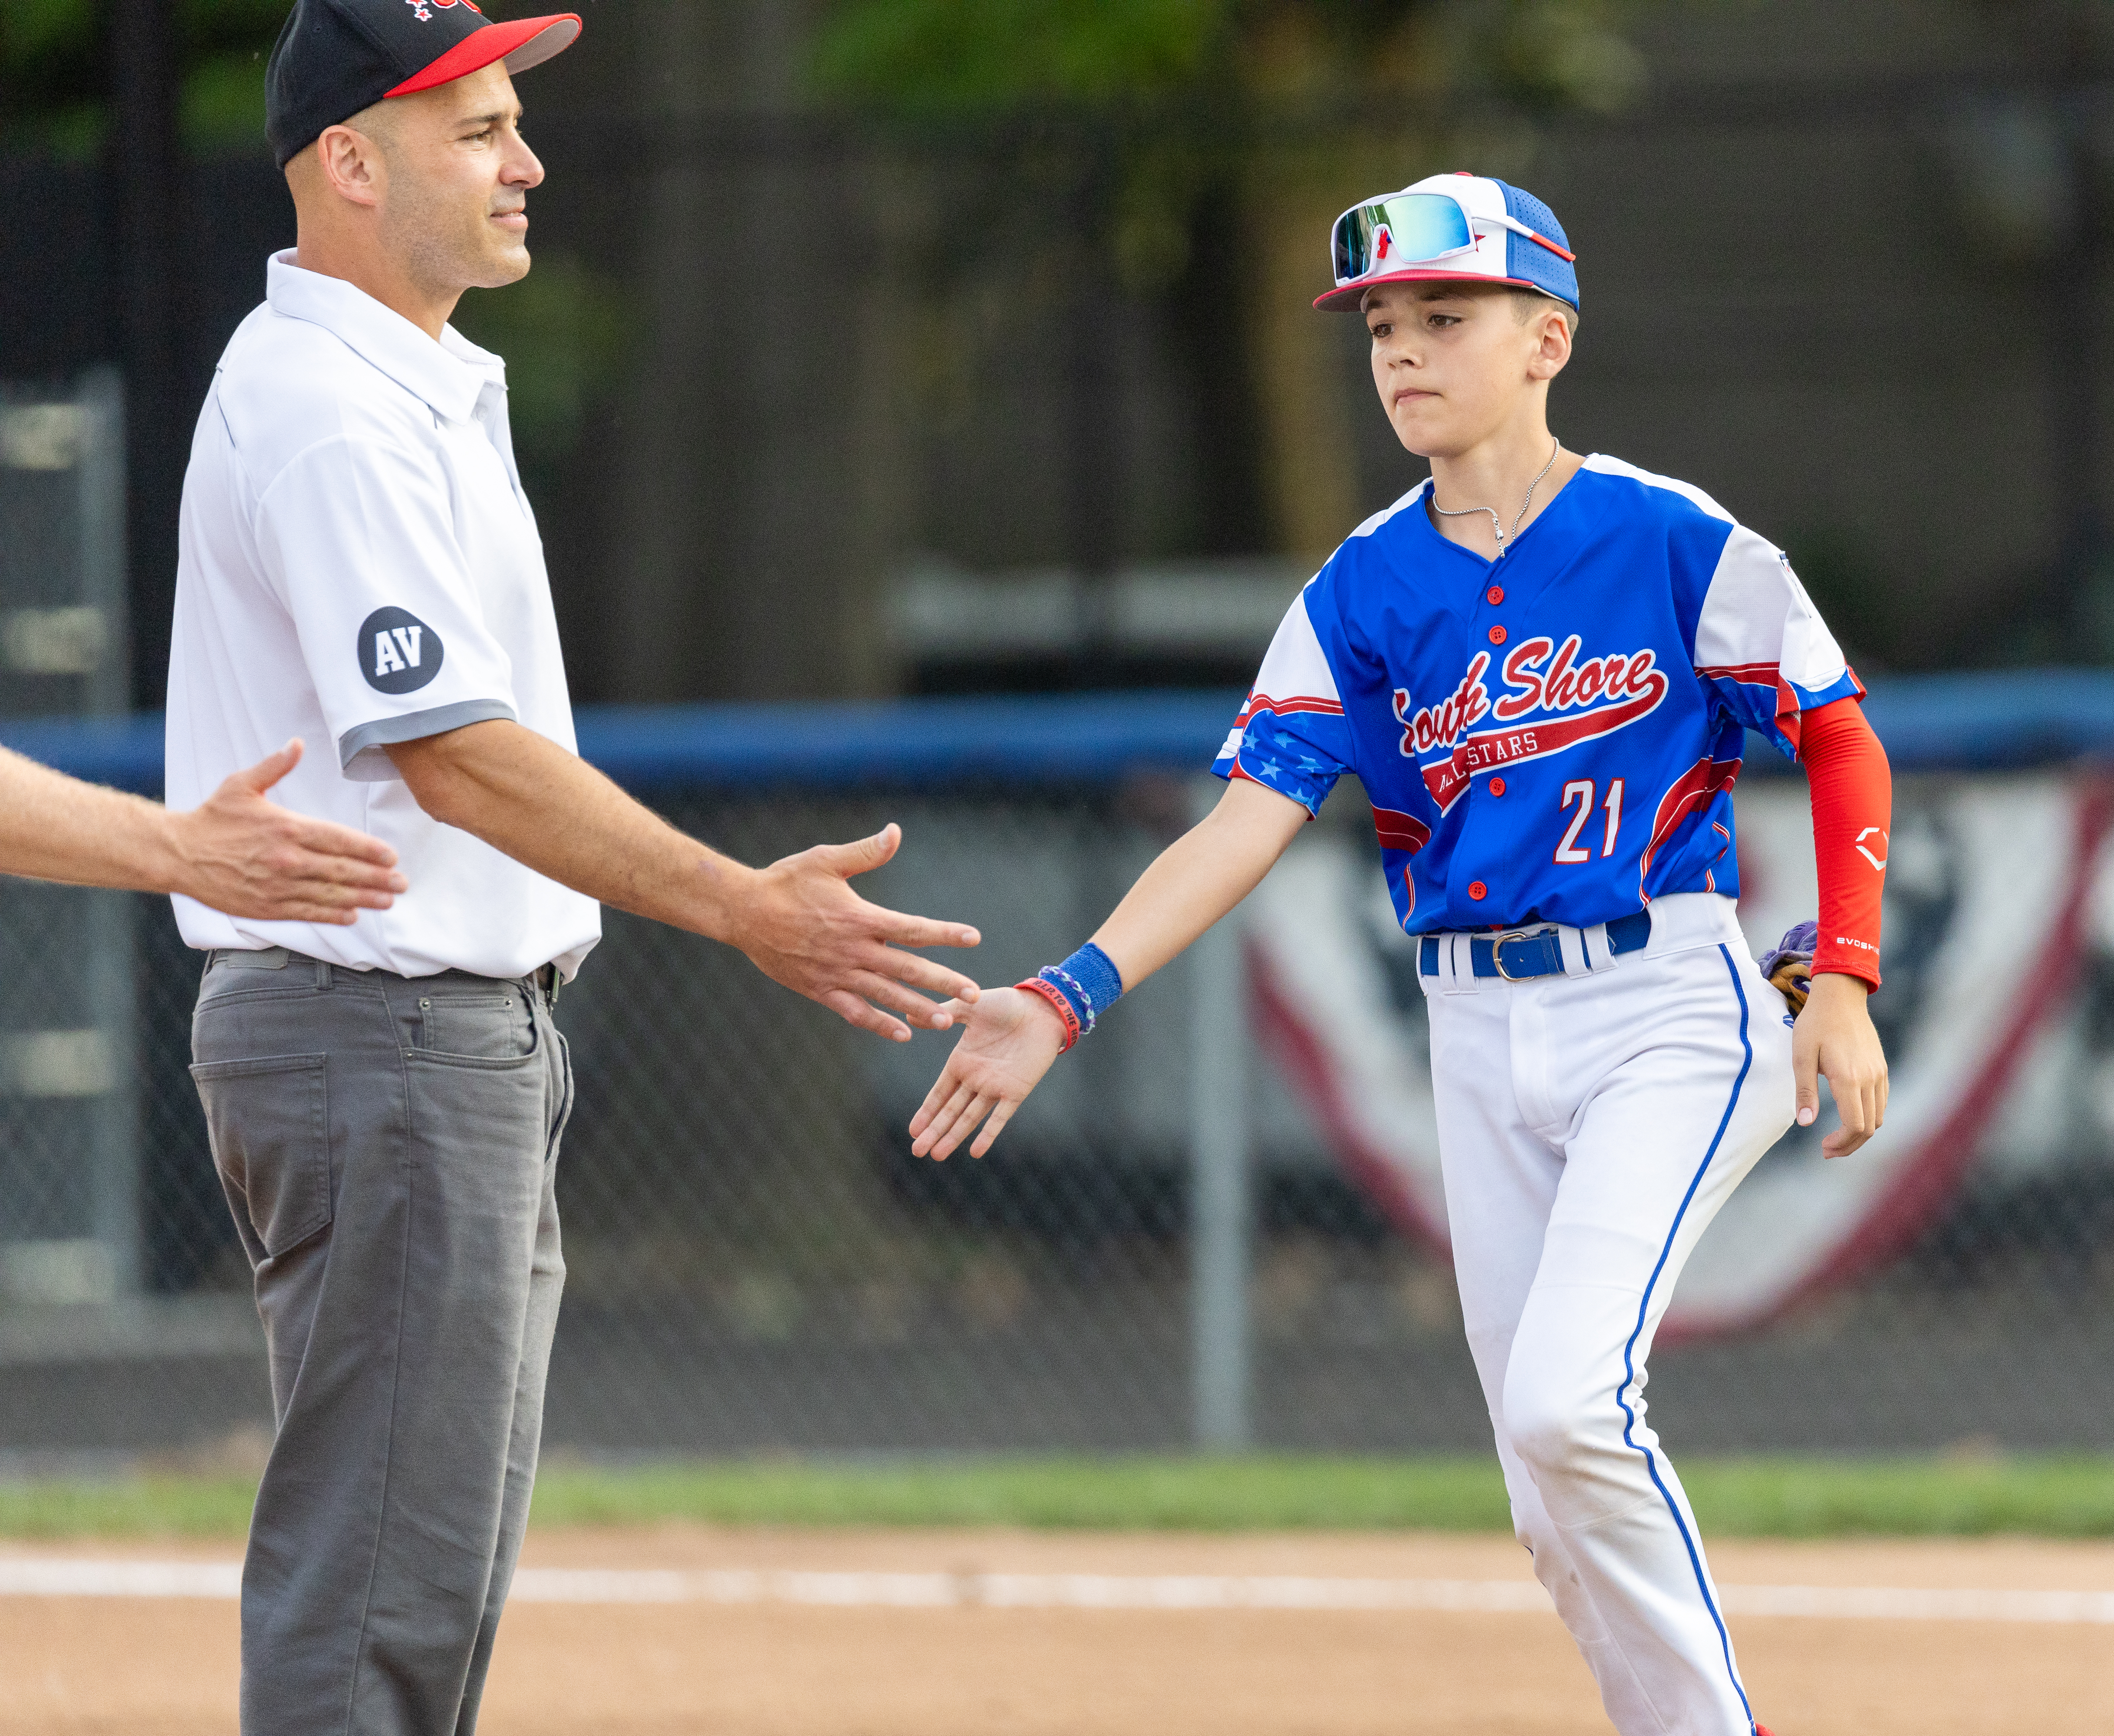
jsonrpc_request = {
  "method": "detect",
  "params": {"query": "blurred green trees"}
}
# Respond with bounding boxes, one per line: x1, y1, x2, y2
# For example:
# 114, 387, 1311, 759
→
0, 0, 287, 152
0, 0, 1661, 567
812, 0, 1649, 559
815, 0, 1646, 117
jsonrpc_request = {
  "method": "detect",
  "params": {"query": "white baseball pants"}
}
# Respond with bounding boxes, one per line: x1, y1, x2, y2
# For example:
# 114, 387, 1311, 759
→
1421, 893, 1795, 1736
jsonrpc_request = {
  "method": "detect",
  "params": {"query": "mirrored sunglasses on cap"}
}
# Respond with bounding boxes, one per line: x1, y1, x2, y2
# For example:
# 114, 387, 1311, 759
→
1330, 191, 1575, 290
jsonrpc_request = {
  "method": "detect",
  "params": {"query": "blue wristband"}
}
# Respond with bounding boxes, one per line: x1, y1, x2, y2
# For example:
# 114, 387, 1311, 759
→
1038, 942, 1124, 1036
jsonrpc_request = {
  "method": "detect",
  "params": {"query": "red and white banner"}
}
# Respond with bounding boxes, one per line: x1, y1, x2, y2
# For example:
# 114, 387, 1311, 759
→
1246, 774, 2114, 1338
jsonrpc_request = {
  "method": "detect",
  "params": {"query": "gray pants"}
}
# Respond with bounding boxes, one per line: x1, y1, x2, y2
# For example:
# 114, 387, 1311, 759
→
191, 948, 573, 1736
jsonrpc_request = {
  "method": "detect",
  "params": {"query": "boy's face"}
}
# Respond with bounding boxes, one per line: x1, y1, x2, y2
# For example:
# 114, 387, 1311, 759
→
1363, 283, 1572, 458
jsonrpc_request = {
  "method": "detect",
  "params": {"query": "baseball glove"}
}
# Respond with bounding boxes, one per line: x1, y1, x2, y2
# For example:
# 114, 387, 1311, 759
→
1758, 918, 1818, 1017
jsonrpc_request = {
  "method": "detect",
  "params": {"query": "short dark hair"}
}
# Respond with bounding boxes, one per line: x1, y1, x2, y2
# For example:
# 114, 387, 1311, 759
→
1513, 288, 1580, 338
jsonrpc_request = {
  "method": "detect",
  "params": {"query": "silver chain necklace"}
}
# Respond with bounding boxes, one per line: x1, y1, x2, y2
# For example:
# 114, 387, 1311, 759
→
1430, 439, 1562, 556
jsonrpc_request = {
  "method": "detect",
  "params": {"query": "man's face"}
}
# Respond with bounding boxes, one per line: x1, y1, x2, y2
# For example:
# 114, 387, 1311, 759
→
366, 62, 544, 296
1363, 283, 1561, 458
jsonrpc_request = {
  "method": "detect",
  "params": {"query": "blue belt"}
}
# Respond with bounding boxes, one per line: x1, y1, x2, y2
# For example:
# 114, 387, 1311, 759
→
1419, 908, 1653, 981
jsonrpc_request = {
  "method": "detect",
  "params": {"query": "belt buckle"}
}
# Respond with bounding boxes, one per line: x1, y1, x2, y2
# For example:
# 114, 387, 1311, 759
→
1491, 926, 1553, 982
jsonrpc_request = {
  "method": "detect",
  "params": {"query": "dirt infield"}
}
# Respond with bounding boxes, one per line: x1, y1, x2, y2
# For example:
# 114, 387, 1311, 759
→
3, 1527, 2111, 1735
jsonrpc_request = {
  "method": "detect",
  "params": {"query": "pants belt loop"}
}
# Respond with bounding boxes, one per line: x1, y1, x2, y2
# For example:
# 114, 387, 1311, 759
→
1443, 932, 1474, 994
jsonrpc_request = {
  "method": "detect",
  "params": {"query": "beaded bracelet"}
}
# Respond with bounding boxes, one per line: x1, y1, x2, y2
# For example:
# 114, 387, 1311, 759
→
1015, 942, 1125, 1052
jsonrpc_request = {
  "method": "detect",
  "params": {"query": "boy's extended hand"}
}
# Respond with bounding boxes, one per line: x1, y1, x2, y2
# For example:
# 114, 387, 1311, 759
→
1792, 972, 1888, 1158
909, 986, 1067, 1161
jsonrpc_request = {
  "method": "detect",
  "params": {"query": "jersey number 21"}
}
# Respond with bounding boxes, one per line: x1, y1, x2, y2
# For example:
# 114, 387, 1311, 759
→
1556, 778, 1623, 863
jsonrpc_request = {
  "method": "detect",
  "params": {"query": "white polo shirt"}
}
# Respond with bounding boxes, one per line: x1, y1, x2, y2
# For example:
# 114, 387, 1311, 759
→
165, 251, 601, 980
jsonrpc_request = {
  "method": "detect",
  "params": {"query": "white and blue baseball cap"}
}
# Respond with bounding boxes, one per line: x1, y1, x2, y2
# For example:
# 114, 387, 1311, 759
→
1315, 171, 1578, 312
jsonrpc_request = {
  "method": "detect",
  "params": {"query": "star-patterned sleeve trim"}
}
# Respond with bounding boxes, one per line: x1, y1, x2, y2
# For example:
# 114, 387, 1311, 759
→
1222, 714, 1345, 815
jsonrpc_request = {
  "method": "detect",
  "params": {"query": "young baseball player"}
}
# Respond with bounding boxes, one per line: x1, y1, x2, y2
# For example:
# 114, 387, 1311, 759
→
912, 172, 1892, 1736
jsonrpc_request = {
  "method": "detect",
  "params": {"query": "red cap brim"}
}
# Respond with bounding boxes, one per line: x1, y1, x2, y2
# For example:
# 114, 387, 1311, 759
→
1314, 266, 1568, 313
385, 14, 583, 100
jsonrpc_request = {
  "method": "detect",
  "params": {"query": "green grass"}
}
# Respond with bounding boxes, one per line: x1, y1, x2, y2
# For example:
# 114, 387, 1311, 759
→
1, 1456, 2111, 1542
526, 1456, 1518, 1532
0, 1474, 263, 1541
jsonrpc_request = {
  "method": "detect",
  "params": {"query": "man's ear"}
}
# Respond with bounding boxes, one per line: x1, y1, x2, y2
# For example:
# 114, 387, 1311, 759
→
314, 123, 387, 210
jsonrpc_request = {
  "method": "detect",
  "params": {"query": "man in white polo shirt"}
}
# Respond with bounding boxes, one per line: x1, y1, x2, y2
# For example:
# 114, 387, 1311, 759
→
168, 5, 982, 1731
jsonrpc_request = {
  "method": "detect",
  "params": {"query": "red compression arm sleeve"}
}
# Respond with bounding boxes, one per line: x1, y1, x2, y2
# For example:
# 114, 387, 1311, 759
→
1798, 697, 1890, 989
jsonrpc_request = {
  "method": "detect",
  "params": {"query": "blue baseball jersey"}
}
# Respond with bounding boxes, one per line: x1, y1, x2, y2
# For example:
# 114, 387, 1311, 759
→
1214, 454, 1862, 935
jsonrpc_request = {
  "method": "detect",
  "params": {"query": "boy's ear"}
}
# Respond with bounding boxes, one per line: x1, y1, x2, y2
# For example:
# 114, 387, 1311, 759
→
1530, 306, 1574, 380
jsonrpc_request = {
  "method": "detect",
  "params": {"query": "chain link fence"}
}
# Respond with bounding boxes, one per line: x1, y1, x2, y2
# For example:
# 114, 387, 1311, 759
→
0, 773, 1482, 1460
3, 736, 2114, 1462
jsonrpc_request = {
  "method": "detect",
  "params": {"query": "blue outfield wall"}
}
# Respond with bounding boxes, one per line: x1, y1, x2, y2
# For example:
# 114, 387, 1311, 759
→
6, 670, 2114, 797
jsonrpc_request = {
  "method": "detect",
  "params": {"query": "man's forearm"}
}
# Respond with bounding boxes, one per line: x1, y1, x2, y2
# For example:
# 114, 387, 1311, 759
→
0, 747, 184, 891
385, 720, 756, 937
390, 717, 983, 1038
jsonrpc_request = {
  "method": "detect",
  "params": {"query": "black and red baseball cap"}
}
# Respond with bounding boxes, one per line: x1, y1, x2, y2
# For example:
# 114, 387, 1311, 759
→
266, 0, 582, 168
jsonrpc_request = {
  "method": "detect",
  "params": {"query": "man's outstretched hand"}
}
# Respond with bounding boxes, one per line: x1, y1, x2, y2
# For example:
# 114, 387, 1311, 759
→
736, 822, 981, 1042
382, 723, 975, 1030
172, 740, 408, 924
909, 985, 1067, 1160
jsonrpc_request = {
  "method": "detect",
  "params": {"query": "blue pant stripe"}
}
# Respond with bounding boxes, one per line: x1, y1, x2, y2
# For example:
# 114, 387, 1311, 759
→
1612, 943, 1755, 1733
